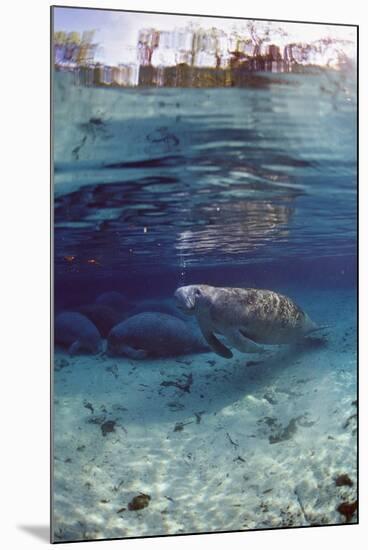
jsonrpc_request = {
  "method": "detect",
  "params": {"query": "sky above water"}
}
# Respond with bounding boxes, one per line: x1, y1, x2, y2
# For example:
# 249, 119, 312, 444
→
53, 7, 357, 66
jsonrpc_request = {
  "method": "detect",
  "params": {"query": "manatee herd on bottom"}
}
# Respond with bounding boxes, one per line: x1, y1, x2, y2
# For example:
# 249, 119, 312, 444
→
54, 291, 207, 359
55, 285, 325, 359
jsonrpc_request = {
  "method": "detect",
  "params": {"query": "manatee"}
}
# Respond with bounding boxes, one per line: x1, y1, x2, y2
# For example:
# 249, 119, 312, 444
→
95, 291, 131, 315
78, 304, 123, 337
54, 312, 103, 355
130, 298, 188, 320
107, 312, 209, 359
174, 284, 322, 359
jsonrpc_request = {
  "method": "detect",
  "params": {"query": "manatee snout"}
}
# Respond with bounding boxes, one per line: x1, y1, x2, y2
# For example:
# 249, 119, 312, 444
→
174, 285, 201, 314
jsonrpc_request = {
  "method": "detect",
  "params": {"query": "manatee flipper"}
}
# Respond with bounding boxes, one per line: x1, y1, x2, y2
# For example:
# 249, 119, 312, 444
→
198, 319, 233, 358
239, 329, 265, 353
68, 340, 81, 355
223, 328, 264, 354
121, 345, 148, 360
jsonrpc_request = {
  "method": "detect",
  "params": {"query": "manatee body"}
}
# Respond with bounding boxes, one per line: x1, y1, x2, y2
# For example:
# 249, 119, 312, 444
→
78, 304, 123, 337
107, 312, 209, 359
174, 284, 319, 359
130, 298, 188, 320
55, 312, 103, 355
95, 291, 131, 315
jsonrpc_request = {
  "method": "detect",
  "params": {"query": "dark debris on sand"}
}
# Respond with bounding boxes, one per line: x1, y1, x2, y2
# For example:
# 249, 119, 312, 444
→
173, 421, 194, 432
335, 474, 353, 487
161, 372, 193, 393
87, 414, 106, 425
246, 360, 264, 368
337, 500, 358, 522
83, 400, 94, 414
128, 493, 151, 511
101, 420, 116, 437
342, 413, 357, 430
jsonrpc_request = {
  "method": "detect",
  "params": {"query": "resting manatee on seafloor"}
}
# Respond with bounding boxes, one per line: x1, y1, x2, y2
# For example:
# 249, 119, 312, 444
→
95, 291, 131, 315
107, 312, 209, 359
129, 298, 188, 320
54, 312, 103, 355
174, 284, 324, 359
78, 304, 123, 337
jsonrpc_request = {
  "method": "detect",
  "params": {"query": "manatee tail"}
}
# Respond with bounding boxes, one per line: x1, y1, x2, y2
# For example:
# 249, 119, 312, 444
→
306, 324, 330, 335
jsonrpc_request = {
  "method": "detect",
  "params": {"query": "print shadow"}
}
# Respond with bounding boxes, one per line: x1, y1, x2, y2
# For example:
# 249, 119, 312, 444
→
17, 525, 49, 543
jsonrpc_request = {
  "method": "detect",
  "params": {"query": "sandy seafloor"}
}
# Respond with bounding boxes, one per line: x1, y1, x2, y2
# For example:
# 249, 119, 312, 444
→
52, 288, 357, 542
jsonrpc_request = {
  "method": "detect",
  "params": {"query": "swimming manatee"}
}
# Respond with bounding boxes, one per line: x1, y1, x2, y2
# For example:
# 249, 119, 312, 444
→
107, 312, 209, 359
174, 284, 322, 358
55, 311, 103, 355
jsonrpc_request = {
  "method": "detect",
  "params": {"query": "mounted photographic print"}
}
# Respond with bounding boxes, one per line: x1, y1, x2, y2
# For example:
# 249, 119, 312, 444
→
51, 5, 358, 543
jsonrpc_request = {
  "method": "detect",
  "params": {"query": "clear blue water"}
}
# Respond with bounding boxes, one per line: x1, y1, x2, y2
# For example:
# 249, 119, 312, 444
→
52, 69, 357, 541
54, 70, 356, 305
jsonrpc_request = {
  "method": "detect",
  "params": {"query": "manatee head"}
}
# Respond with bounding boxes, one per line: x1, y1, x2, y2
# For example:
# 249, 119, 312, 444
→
174, 285, 213, 315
